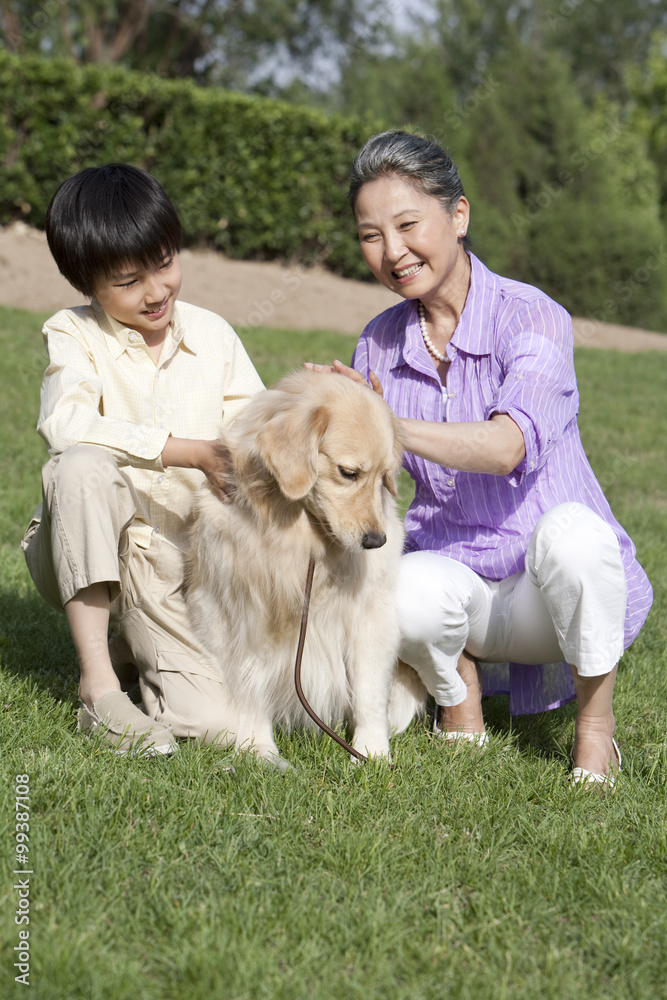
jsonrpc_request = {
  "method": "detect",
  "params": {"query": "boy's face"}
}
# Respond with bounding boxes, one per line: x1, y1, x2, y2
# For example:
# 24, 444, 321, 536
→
93, 253, 182, 343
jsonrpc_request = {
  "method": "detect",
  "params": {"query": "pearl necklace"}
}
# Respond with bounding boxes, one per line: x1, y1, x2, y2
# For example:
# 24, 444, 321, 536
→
418, 301, 450, 363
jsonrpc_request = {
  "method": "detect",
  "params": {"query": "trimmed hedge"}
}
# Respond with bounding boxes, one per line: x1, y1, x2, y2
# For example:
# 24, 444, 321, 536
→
1, 51, 666, 329
0, 51, 378, 279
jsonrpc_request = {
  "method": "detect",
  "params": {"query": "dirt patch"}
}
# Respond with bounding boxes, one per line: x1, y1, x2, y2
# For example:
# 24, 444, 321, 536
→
2, 222, 665, 350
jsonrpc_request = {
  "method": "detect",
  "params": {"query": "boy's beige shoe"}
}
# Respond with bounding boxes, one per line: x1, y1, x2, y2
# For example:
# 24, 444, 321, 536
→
77, 690, 177, 756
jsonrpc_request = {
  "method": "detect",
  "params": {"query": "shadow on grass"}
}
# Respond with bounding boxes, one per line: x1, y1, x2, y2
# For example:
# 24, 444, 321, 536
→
1, 584, 581, 766
421, 690, 575, 765
0, 585, 77, 704
482, 693, 576, 764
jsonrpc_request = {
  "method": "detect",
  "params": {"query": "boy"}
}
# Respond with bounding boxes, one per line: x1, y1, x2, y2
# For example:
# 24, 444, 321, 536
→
22, 163, 264, 754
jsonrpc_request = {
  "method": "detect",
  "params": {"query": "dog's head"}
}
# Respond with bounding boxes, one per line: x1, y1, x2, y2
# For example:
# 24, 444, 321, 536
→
241, 370, 403, 551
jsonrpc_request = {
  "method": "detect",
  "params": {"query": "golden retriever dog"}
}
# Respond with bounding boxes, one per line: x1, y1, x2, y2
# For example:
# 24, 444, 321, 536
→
186, 370, 426, 769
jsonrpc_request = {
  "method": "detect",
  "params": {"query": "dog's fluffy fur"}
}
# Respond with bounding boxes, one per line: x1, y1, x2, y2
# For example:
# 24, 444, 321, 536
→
186, 370, 426, 766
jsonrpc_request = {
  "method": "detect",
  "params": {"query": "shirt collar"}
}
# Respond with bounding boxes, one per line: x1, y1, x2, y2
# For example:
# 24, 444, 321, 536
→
91, 299, 194, 361
392, 253, 499, 372
450, 252, 499, 356
391, 300, 436, 378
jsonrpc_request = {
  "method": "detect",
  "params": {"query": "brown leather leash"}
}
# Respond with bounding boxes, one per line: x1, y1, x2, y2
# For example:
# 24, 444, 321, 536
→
293, 555, 369, 764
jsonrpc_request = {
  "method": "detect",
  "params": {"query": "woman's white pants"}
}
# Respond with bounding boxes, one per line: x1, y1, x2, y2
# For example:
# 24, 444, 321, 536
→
397, 503, 627, 708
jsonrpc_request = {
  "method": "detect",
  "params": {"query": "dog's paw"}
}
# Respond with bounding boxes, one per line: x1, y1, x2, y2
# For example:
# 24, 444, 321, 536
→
255, 749, 295, 774
350, 748, 393, 766
350, 734, 392, 764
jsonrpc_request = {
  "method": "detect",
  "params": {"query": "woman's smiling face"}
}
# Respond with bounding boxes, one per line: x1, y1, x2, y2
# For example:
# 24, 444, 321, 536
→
354, 175, 469, 308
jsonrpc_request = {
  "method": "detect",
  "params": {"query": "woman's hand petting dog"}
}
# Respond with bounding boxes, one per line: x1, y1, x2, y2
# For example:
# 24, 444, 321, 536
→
304, 360, 385, 397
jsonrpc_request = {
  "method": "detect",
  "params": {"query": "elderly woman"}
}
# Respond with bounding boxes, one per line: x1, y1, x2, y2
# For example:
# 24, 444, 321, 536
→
330, 129, 652, 787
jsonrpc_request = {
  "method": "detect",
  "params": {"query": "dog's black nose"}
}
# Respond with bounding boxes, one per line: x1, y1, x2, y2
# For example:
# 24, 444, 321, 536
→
361, 531, 387, 549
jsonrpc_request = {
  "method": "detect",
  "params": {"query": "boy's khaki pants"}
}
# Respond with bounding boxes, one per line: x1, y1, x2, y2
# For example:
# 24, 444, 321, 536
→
22, 445, 237, 745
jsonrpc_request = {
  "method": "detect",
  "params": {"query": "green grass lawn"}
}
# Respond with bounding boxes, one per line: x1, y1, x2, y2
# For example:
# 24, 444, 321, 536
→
1, 303, 666, 1000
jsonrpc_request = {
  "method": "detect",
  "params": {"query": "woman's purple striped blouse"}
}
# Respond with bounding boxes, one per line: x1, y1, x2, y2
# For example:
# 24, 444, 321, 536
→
351, 253, 652, 714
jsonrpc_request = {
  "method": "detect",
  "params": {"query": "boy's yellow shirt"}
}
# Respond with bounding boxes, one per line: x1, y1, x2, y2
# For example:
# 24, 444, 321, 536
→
38, 299, 264, 552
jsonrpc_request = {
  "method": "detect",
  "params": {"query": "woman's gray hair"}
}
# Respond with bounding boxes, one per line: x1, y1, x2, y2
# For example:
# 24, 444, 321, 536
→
348, 130, 469, 245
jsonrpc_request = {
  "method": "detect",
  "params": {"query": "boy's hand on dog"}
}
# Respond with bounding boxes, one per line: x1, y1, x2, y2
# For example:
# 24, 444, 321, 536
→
304, 361, 384, 398
195, 440, 233, 501
161, 437, 232, 499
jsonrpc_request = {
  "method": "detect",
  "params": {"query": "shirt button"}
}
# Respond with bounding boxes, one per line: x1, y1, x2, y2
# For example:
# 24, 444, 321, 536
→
157, 475, 164, 484
448, 478, 455, 487
128, 331, 137, 341
153, 525, 161, 534
448, 391, 455, 399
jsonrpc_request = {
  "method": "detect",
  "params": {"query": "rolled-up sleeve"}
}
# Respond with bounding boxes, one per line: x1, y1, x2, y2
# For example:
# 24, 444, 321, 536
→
484, 300, 579, 485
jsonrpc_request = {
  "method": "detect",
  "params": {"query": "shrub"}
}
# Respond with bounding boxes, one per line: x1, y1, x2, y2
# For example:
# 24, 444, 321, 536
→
1, 50, 665, 328
0, 51, 377, 279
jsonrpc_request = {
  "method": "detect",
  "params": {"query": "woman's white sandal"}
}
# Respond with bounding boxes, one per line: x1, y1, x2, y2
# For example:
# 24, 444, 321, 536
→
437, 730, 489, 747
432, 712, 489, 747
570, 738, 621, 790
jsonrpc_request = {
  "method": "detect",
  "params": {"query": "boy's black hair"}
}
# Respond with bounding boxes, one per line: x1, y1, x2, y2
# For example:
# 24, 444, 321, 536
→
45, 163, 182, 297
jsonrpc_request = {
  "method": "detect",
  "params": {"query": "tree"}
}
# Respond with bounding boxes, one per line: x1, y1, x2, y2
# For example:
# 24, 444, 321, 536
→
412, 0, 667, 101
1, 1, 156, 63
334, 38, 457, 127
406, 0, 541, 93
328, 0, 667, 113
546, 0, 667, 102
628, 31, 667, 217
336, 25, 667, 328
0, 0, 388, 86
462, 47, 667, 329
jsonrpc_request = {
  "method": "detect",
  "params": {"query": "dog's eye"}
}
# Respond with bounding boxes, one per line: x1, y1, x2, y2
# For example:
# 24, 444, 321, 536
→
337, 466, 359, 481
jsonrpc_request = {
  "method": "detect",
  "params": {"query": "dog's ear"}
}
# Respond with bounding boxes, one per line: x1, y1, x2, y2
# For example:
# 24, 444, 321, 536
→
383, 469, 399, 498
255, 402, 330, 500
382, 421, 405, 498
